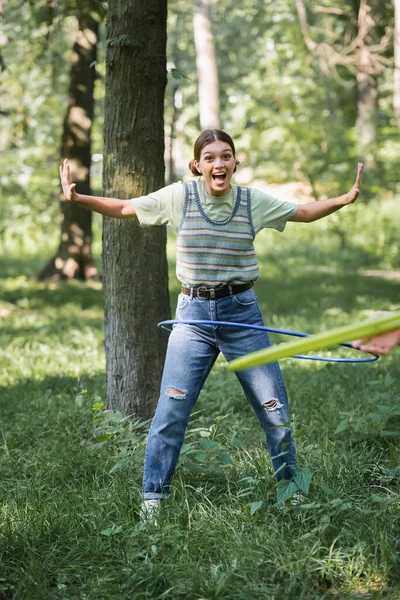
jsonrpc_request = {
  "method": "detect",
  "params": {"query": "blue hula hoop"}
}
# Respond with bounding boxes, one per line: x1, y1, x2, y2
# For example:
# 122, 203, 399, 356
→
157, 319, 378, 363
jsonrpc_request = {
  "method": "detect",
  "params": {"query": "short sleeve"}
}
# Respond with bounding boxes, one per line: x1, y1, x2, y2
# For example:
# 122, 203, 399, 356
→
250, 189, 298, 234
130, 181, 184, 229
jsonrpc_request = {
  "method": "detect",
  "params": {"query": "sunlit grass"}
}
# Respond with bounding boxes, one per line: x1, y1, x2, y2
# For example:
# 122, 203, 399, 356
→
0, 219, 399, 598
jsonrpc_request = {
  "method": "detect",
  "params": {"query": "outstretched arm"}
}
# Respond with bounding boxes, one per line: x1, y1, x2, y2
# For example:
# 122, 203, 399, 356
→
60, 159, 136, 218
352, 330, 400, 356
289, 163, 364, 223
353, 312, 400, 356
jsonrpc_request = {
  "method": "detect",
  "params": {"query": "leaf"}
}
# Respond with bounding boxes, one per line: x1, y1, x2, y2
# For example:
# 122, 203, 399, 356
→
109, 461, 124, 474
334, 420, 349, 434
170, 67, 190, 80
94, 433, 114, 442
271, 450, 290, 460
100, 524, 123, 537
317, 482, 335, 496
375, 405, 392, 414
75, 394, 84, 408
230, 436, 244, 448
192, 451, 206, 462
384, 373, 393, 386
293, 469, 311, 494
250, 500, 263, 516
217, 453, 233, 465
199, 438, 218, 450
276, 480, 299, 505
199, 430, 211, 438
328, 498, 344, 506
183, 462, 208, 474
371, 494, 397, 504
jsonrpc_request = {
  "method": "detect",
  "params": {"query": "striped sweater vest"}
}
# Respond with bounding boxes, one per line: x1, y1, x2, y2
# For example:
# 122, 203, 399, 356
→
176, 180, 259, 286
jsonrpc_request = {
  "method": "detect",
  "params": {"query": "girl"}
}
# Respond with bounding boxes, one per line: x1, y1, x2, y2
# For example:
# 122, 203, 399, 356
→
61, 129, 363, 517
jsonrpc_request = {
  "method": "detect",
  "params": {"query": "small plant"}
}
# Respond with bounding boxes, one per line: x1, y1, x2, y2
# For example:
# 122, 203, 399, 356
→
90, 399, 149, 474
178, 415, 236, 477
334, 373, 400, 439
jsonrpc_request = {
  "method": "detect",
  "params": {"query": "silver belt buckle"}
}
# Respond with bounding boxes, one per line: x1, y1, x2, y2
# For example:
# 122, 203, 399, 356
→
197, 285, 211, 299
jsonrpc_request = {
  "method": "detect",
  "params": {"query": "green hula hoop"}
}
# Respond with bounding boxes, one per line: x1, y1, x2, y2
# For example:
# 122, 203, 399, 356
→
228, 313, 400, 371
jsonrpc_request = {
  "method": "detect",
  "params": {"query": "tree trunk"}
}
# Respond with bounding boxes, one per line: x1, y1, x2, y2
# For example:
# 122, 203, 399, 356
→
355, 0, 378, 168
167, 83, 181, 185
193, 0, 220, 129
102, 0, 170, 420
0, 0, 7, 74
394, 0, 400, 125
38, 10, 99, 281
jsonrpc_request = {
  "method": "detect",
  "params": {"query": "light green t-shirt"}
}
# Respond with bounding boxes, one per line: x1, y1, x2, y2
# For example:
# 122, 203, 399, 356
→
130, 179, 298, 235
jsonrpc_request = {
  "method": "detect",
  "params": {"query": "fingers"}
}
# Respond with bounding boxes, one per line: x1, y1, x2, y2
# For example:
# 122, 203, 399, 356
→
353, 331, 398, 356
355, 162, 364, 189
352, 337, 368, 349
352, 338, 380, 355
60, 159, 74, 200
355, 343, 386, 356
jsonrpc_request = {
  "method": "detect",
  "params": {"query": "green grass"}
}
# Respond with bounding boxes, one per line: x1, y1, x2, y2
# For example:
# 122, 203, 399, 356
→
1, 219, 400, 599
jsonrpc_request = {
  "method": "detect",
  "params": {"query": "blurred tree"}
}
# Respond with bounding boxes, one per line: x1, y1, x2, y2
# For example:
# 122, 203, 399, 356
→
0, 0, 397, 259
354, 0, 388, 168
394, 0, 400, 125
102, 0, 170, 419
193, 0, 220, 128
0, 0, 7, 75
166, 77, 181, 184
293, 0, 391, 170
38, 3, 101, 280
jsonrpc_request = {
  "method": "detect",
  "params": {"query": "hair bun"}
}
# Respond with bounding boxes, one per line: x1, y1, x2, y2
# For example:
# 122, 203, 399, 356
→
189, 159, 199, 176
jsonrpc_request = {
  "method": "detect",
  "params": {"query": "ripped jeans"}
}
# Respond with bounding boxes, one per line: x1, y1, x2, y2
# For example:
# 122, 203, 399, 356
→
142, 287, 297, 499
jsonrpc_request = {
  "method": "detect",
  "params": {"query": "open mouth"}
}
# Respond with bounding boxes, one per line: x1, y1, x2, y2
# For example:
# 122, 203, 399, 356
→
212, 173, 226, 183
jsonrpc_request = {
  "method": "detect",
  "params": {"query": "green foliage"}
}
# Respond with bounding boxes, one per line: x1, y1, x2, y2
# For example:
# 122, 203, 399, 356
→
0, 0, 105, 252
0, 2, 71, 245
1, 0, 398, 256
334, 373, 400, 438
91, 402, 149, 473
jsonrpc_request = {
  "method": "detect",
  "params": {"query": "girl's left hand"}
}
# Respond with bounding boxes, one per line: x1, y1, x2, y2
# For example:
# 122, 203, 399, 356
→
345, 162, 364, 204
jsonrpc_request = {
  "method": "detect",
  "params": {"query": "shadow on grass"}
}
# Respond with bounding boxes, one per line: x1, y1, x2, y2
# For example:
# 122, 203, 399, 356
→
0, 280, 104, 310
0, 254, 51, 279
255, 269, 400, 321
0, 372, 105, 416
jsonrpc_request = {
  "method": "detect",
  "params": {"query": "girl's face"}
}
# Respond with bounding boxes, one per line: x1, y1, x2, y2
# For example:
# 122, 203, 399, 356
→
195, 140, 236, 196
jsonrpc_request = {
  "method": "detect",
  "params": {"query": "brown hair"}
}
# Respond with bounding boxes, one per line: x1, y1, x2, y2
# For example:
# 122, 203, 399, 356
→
189, 129, 237, 176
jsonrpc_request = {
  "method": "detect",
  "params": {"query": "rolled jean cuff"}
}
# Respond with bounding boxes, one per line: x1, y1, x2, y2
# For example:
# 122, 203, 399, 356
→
142, 492, 169, 500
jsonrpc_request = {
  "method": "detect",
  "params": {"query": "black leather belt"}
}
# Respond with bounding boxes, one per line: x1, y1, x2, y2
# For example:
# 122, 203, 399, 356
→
181, 282, 253, 300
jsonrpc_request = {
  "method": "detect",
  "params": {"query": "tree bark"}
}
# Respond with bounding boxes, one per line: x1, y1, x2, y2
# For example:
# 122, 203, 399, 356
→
102, 0, 170, 420
193, 0, 220, 129
0, 0, 7, 73
38, 10, 99, 281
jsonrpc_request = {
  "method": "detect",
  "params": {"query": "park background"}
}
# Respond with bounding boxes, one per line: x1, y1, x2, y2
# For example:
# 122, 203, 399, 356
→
1, 1, 400, 598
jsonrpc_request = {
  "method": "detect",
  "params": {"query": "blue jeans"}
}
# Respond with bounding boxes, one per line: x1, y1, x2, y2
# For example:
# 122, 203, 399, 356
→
142, 287, 297, 499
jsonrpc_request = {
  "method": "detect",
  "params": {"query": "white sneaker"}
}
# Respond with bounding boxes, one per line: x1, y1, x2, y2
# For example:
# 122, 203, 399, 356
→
289, 491, 306, 506
278, 491, 306, 510
140, 499, 160, 524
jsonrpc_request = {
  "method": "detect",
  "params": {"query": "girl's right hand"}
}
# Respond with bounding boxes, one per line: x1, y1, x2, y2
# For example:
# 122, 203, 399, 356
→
60, 158, 77, 201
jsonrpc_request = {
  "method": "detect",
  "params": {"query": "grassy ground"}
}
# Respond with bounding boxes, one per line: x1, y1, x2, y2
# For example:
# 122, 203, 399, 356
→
1, 219, 400, 599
